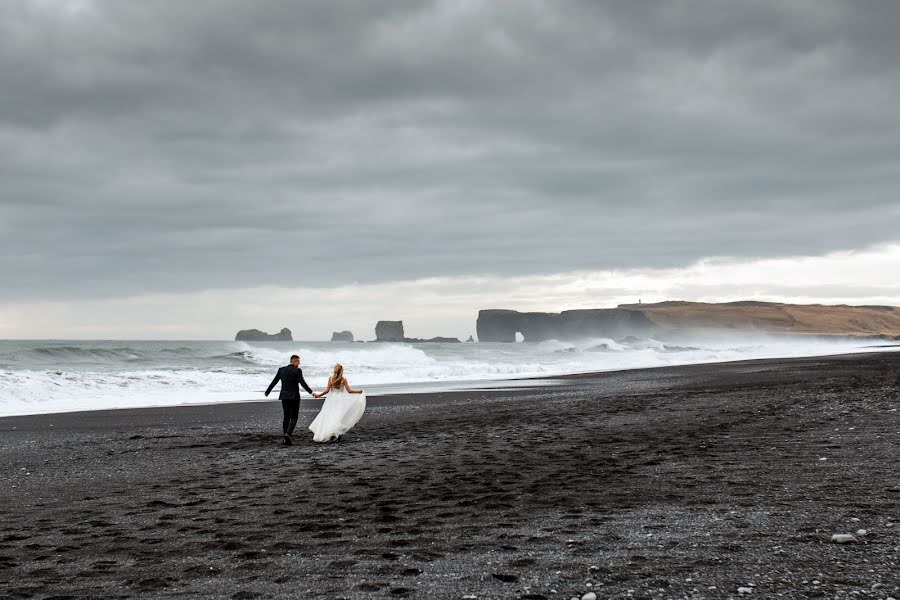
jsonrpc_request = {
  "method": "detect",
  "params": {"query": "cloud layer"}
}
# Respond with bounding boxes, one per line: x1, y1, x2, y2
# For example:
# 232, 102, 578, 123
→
3, 0, 900, 304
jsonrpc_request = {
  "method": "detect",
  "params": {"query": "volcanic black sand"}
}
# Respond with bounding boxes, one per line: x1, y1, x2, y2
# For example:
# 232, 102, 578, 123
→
2, 353, 899, 600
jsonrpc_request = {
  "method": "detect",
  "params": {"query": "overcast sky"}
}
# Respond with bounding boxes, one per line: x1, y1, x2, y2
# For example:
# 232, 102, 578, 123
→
2, 1, 900, 338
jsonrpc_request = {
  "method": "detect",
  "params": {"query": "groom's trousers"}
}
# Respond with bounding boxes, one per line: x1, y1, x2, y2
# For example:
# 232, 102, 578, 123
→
282, 398, 300, 435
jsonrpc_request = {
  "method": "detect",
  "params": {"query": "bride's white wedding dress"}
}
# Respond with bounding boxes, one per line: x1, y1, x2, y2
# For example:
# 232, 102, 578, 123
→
309, 383, 366, 442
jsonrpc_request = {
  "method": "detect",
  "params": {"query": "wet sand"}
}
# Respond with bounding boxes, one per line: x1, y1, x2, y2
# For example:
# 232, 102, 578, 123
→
2, 353, 899, 599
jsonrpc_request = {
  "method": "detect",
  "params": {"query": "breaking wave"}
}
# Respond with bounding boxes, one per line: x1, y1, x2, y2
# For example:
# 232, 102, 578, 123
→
1, 337, 897, 417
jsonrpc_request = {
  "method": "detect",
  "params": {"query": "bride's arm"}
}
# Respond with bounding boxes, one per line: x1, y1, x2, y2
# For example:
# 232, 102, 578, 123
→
313, 382, 332, 398
344, 379, 364, 394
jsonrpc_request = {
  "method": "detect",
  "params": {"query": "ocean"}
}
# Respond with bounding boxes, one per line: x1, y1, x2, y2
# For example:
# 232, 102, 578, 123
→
1, 337, 898, 417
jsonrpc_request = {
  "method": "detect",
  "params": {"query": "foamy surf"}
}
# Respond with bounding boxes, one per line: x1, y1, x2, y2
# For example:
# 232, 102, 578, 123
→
1, 337, 898, 417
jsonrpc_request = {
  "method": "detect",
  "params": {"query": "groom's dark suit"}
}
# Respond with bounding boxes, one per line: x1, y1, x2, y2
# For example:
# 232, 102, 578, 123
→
266, 364, 314, 436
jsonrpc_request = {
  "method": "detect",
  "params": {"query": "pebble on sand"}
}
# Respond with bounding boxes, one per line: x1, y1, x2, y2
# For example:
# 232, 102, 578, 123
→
737, 587, 753, 594
831, 533, 857, 543
581, 593, 597, 600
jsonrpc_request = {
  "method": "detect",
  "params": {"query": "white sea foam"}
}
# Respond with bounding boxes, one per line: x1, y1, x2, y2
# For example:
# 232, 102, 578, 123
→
0, 337, 897, 417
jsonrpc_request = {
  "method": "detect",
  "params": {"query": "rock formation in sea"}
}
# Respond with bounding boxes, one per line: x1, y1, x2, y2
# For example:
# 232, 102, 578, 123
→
375, 321, 405, 342
374, 321, 461, 343
466, 335, 475, 342
476, 309, 658, 342
330, 331, 354, 342
235, 327, 293, 342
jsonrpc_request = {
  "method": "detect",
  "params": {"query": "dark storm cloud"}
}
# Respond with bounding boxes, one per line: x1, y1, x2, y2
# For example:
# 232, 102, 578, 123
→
2, 0, 900, 301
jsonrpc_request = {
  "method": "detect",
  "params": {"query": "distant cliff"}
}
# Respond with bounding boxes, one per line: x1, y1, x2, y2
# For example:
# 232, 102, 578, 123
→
477, 302, 900, 342
235, 327, 293, 342
617, 301, 900, 337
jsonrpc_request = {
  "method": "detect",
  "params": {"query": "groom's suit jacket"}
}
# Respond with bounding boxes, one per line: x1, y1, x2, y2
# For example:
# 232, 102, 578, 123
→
266, 365, 314, 400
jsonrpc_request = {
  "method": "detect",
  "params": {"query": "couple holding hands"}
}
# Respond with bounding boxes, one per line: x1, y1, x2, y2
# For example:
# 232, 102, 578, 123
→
265, 355, 365, 445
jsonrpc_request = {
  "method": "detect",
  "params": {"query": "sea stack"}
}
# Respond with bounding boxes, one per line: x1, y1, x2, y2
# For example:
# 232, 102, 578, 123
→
235, 327, 293, 342
373, 321, 461, 343
375, 321, 405, 342
330, 331, 354, 342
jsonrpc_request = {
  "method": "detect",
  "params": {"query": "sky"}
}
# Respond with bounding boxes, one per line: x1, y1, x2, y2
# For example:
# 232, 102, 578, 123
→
2, 0, 900, 339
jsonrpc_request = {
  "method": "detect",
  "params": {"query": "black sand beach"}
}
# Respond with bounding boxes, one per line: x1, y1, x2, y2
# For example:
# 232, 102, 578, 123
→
2, 353, 899, 599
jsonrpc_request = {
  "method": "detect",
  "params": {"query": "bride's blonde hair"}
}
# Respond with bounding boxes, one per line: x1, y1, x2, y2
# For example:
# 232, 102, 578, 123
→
329, 363, 345, 388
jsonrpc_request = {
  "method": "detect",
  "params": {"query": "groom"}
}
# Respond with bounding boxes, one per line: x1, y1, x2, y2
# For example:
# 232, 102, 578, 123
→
265, 354, 314, 445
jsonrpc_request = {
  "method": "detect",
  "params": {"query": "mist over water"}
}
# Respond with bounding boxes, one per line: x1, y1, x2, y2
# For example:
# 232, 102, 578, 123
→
1, 337, 898, 417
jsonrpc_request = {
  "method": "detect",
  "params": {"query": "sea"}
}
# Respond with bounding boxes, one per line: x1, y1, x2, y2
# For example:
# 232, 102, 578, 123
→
1, 337, 898, 417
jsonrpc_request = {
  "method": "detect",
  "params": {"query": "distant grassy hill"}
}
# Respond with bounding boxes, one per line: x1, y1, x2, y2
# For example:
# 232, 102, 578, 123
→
617, 301, 900, 337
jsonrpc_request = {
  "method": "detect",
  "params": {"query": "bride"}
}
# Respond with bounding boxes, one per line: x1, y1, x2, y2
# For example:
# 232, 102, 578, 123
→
309, 363, 366, 442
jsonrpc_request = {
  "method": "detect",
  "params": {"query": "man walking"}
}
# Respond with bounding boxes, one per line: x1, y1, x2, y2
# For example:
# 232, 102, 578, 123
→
265, 354, 314, 445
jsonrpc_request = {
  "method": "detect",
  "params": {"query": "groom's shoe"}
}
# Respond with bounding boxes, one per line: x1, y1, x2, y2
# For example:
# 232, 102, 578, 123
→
282, 433, 293, 446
